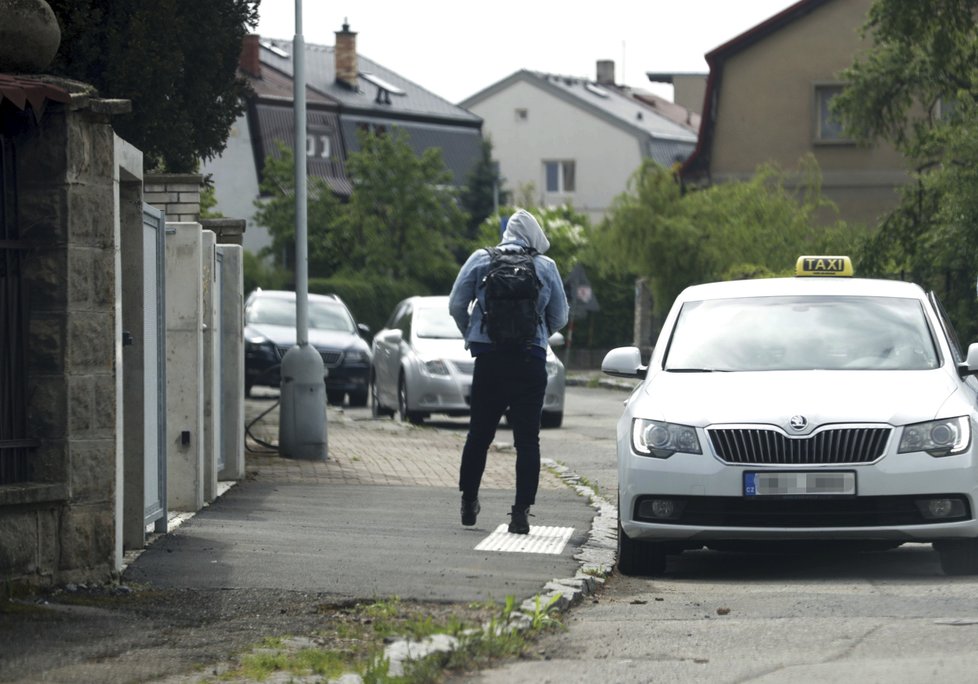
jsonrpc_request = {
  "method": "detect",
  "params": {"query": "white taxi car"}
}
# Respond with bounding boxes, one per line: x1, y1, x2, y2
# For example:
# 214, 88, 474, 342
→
603, 257, 978, 576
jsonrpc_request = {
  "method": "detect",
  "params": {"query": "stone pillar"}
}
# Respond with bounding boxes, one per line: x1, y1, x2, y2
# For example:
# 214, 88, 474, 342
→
218, 245, 245, 481
165, 224, 204, 511
15, 93, 128, 585
201, 231, 219, 503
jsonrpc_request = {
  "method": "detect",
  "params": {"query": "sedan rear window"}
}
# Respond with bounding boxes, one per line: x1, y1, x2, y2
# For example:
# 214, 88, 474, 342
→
665, 295, 939, 372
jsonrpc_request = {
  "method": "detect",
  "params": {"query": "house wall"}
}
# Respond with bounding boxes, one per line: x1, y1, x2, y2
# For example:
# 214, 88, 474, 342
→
709, 0, 906, 228
467, 79, 644, 224
200, 114, 267, 256
673, 75, 707, 116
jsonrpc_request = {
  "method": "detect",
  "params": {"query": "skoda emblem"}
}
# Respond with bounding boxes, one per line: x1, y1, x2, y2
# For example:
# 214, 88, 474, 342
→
789, 415, 808, 431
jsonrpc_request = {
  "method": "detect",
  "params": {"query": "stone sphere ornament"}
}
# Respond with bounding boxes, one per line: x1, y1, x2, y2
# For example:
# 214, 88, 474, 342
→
0, 0, 62, 73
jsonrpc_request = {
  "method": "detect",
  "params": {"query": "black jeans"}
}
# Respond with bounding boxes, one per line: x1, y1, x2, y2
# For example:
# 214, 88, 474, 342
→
458, 351, 548, 507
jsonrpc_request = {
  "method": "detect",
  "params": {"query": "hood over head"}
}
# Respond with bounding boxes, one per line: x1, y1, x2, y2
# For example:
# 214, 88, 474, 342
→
500, 208, 550, 254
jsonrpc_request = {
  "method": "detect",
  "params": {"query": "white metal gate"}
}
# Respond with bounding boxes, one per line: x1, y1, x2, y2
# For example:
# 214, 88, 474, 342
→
143, 204, 167, 532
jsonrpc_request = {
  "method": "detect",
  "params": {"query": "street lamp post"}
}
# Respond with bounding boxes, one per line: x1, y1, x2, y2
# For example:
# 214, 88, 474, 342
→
278, 0, 327, 460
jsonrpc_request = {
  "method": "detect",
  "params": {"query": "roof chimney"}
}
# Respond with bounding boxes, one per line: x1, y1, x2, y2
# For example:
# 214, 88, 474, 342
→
335, 20, 358, 89
596, 60, 615, 86
239, 34, 261, 78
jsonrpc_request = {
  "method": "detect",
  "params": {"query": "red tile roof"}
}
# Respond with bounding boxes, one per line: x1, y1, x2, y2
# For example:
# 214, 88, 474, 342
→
0, 74, 70, 121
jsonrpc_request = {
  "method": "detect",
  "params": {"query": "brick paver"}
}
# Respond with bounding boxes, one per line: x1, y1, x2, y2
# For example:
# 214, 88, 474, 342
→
244, 400, 564, 490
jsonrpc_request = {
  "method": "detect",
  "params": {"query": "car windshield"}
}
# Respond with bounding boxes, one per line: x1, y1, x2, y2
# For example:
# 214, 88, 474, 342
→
414, 307, 462, 339
665, 295, 940, 372
248, 298, 355, 333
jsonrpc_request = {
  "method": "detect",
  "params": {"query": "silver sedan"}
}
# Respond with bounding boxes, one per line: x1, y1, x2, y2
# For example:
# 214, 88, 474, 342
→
371, 295, 565, 427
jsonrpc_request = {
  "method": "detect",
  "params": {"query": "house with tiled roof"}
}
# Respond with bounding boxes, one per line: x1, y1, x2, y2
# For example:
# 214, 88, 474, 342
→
202, 23, 483, 256
680, 0, 907, 228
460, 62, 698, 224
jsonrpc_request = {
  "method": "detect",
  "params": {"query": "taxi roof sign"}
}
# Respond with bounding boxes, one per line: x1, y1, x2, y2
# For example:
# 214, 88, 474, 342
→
795, 256, 854, 277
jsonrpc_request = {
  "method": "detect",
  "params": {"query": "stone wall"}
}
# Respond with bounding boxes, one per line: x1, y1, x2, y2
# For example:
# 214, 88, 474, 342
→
0, 94, 123, 587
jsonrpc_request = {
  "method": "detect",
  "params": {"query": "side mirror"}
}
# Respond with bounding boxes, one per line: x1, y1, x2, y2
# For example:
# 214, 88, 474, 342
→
602, 346, 647, 379
957, 342, 978, 376
357, 323, 371, 338
381, 329, 404, 345
548, 332, 565, 348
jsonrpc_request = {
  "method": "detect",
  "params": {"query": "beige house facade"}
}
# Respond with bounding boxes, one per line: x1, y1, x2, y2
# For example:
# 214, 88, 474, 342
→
682, 0, 908, 229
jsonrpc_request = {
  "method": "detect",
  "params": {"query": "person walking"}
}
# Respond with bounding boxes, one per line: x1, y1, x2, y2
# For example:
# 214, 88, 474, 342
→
448, 208, 569, 534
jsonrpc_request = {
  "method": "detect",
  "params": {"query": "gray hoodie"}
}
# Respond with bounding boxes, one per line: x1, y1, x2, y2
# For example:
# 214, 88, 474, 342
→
448, 208, 569, 350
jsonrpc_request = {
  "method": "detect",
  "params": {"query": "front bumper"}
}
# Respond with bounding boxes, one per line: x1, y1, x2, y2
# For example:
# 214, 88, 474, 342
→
619, 443, 978, 542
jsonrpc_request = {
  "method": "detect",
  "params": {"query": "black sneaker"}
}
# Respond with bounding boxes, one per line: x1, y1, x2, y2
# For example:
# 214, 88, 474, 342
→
508, 505, 531, 534
461, 496, 480, 526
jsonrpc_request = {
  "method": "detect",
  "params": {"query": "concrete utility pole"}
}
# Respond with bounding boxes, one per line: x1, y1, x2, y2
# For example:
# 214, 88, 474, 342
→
278, 0, 327, 460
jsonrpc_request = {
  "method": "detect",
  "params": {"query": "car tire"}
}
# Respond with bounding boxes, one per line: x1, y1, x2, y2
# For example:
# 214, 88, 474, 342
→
398, 375, 424, 425
617, 500, 667, 576
935, 539, 978, 575
371, 373, 394, 418
326, 390, 345, 406
349, 389, 368, 408
540, 410, 563, 429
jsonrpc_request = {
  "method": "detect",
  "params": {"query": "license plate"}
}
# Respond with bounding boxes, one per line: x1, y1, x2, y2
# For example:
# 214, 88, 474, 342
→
744, 471, 856, 496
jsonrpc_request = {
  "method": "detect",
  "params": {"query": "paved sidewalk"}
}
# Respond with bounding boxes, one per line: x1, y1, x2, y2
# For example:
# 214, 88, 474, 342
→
121, 396, 616, 604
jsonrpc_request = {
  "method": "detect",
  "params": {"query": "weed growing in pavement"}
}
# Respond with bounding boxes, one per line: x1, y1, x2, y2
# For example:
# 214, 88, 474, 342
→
528, 593, 562, 630
237, 637, 348, 681
216, 593, 564, 683
547, 459, 603, 500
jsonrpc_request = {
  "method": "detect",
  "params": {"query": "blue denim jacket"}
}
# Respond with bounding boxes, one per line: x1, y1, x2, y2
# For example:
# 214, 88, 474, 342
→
449, 241, 569, 352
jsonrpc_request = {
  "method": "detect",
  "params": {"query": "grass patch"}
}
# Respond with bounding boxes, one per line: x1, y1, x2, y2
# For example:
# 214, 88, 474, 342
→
216, 594, 564, 683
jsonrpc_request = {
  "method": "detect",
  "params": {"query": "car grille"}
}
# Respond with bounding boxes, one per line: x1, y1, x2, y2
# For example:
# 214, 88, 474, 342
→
275, 346, 343, 368
708, 426, 891, 465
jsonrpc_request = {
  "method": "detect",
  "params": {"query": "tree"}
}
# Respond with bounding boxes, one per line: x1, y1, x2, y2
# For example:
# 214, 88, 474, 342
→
47, 0, 258, 172
592, 158, 857, 317
252, 144, 345, 278
832, 0, 978, 342
340, 128, 466, 292
459, 138, 505, 245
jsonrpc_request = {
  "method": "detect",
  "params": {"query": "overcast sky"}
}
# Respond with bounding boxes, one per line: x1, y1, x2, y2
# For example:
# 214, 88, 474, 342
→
255, 0, 802, 103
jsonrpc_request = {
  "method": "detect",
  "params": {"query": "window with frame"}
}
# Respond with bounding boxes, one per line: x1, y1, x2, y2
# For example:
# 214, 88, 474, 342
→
544, 160, 576, 193
814, 84, 850, 143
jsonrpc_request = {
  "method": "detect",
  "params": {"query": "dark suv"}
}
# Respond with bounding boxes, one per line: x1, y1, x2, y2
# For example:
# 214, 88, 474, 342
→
244, 289, 371, 406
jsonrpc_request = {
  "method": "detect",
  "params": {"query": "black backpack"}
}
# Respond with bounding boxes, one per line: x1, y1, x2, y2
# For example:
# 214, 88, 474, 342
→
479, 246, 542, 348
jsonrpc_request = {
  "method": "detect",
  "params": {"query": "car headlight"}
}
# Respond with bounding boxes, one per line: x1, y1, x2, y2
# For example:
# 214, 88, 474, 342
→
899, 416, 970, 457
631, 418, 702, 458
422, 359, 450, 376
344, 350, 370, 364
